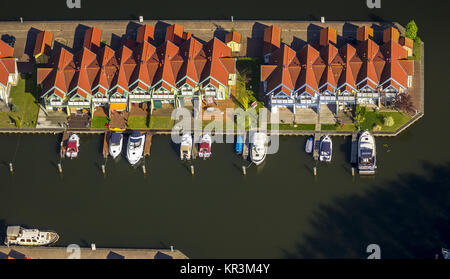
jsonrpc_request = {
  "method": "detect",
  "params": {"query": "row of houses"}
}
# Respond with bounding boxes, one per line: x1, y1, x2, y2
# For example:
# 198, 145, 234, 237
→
37, 24, 237, 115
261, 25, 415, 113
0, 40, 19, 106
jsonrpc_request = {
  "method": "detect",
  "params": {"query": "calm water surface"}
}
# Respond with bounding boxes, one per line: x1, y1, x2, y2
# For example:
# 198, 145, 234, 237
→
0, 0, 449, 258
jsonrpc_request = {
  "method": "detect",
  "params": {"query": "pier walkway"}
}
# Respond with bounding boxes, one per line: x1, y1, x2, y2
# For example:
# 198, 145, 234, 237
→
0, 246, 188, 259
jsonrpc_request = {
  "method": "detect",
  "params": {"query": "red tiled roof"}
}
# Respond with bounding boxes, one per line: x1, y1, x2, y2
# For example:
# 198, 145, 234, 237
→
34, 31, 53, 57
263, 25, 281, 56
383, 26, 400, 43
83, 27, 102, 53
136, 24, 155, 44
166, 24, 184, 46
357, 26, 373, 42
225, 31, 242, 44
201, 37, 235, 87
320, 27, 337, 47
177, 37, 205, 85
0, 40, 13, 58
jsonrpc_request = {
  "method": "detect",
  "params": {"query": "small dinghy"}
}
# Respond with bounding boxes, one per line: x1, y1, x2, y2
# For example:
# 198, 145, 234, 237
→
126, 131, 145, 165
109, 132, 123, 159
198, 134, 212, 159
319, 135, 332, 162
235, 135, 244, 154
180, 133, 193, 160
66, 133, 80, 159
305, 137, 313, 154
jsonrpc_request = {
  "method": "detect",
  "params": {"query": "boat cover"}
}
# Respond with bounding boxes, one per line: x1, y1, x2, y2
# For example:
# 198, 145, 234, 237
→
321, 142, 331, 153
67, 141, 78, 150
6, 226, 20, 237
361, 148, 373, 158
110, 133, 121, 144
130, 132, 142, 142
235, 136, 243, 153
200, 142, 210, 152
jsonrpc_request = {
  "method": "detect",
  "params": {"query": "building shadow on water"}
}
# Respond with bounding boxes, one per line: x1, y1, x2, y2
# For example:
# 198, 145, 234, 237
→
282, 161, 450, 258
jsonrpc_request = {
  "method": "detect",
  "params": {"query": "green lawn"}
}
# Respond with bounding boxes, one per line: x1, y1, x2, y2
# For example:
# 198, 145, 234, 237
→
149, 116, 174, 129
128, 116, 150, 129
0, 78, 40, 128
360, 111, 412, 132
91, 116, 109, 129
321, 124, 358, 131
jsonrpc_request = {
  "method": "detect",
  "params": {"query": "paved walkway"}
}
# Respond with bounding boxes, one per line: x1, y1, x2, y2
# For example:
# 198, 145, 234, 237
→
36, 109, 68, 129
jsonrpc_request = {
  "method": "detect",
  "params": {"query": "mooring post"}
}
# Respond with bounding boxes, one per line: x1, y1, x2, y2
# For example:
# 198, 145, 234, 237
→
313, 167, 317, 176
9, 163, 13, 173
190, 165, 195, 176
20, 17, 23, 23
101, 164, 106, 175
170, 245, 174, 252
351, 167, 355, 177
242, 166, 247, 176
57, 163, 63, 174
142, 165, 147, 174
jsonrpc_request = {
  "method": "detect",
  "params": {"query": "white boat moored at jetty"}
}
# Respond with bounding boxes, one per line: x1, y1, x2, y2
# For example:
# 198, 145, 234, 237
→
358, 130, 377, 175
127, 131, 145, 165
109, 132, 123, 159
305, 137, 314, 154
4, 226, 59, 246
66, 133, 80, 158
198, 134, 212, 159
180, 133, 193, 160
250, 132, 268, 166
319, 135, 332, 162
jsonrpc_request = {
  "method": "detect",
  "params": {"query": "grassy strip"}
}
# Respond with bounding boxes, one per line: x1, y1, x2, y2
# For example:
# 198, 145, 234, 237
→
91, 116, 109, 129
0, 78, 40, 128
360, 111, 411, 132
128, 116, 150, 129
150, 116, 174, 129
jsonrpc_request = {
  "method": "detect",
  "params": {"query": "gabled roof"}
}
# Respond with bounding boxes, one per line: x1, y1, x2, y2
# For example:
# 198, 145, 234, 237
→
357, 26, 373, 42
383, 26, 400, 43
263, 25, 281, 56
337, 44, 359, 92
318, 44, 343, 91
165, 24, 184, 46
33, 30, 53, 57
200, 37, 235, 87
320, 27, 337, 47
69, 47, 100, 97
92, 46, 118, 93
153, 40, 180, 89
356, 39, 385, 87
0, 40, 13, 58
177, 37, 205, 85
137, 24, 155, 44
225, 31, 242, 44
0, 57, 17, 87
296, 44, 321, 96
83, 27, 102, 53
130, 41, 156, 91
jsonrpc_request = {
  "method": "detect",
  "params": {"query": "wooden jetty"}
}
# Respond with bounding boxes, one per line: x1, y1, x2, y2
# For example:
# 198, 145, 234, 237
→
102, 131, 109, 158
242, 132, 249, 160
59, 130, 70, 159
143, 132, 153, 157
350, 132, 358, 164
313, 132, 321, 161
191, 133, 199, 160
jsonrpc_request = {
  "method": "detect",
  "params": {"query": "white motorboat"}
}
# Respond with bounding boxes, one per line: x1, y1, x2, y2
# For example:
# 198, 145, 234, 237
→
127, 131, 145, 165
319, 135, 332, 162
180, 133, 193, 160
305, 137, 314, 154
250, 132, 268, 166
4, 226, 59, 246
198, 134, 212, 159
66, 133, 80, 158
109, 132, 123, 159
358, 130, 377, 174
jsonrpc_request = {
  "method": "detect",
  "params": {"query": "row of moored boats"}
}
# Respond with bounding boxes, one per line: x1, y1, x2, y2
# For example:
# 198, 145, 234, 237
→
305, 130, 377, 174
65, 131, 146, 165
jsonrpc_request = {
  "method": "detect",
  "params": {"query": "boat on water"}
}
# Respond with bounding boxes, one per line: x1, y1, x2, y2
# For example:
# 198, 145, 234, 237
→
305, 137, 314, 154
198, 134, 212, 159
235, 135, 244, 154
358, 130, 377, 175
126, 131, 145, 165
4, 226, 59, 246
109, 132, 123, 159
66, 133, 80, 158
250, 132, 268, 166
180, 133, 193, 160
319, 135, 332, 162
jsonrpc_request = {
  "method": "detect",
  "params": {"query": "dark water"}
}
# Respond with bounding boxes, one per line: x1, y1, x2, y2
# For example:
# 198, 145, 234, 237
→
0, 1, 449, 258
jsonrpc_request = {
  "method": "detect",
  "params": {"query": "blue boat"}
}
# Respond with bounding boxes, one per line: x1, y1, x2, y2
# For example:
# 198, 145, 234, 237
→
235, 135, 243, 154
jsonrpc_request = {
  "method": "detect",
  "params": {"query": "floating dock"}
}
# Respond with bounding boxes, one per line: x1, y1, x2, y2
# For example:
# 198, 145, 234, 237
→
0, 246, 188, 259
313, 133, 321, 161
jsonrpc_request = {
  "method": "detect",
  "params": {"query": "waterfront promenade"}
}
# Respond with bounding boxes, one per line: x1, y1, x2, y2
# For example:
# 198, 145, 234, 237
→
0, 246, 188, 259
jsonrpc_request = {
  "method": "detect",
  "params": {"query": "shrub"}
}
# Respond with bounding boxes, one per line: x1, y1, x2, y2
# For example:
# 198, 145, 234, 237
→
406, 20, 418, 40
11, 104, 18, 112
383, 116, 395, 127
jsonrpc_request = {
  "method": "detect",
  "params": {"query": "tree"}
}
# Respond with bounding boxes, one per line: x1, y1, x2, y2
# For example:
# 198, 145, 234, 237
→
406, 20, 418, 40
383, 116, 395, 127
395, 93, 415, 115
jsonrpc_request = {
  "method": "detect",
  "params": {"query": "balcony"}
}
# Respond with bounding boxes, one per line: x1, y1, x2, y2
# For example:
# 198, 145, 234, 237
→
68, 101, 89, 106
